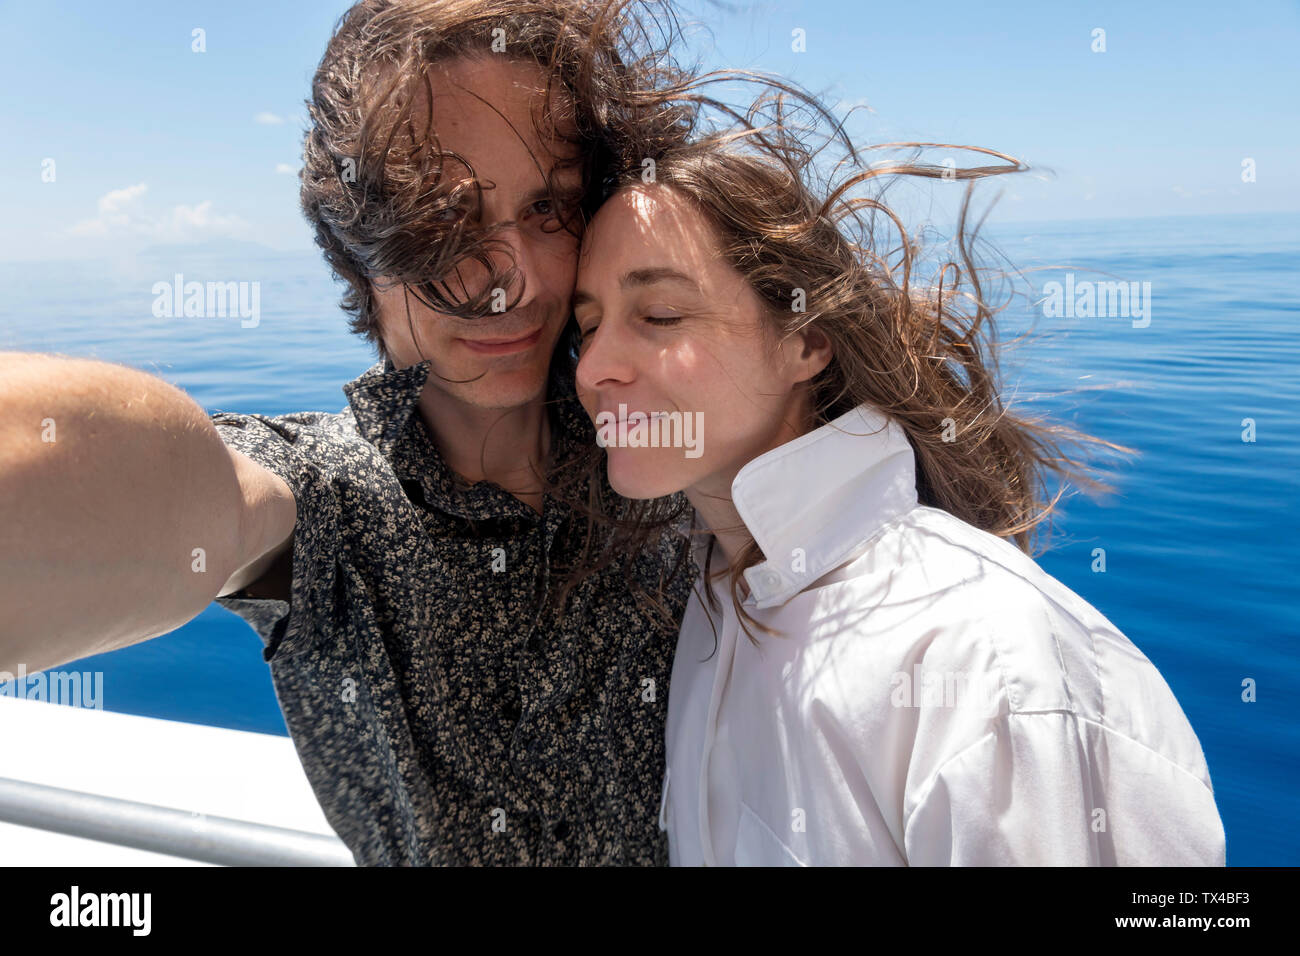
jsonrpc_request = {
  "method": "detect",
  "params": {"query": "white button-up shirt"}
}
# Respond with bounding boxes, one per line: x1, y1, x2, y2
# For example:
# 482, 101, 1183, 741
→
662, 403, 1226, 865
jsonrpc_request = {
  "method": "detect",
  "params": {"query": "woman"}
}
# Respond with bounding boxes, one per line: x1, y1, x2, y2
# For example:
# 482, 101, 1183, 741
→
562, 124, 1227, 865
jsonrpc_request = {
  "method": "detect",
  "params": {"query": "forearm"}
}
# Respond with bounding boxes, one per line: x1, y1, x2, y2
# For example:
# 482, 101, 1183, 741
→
0, 352, 246, 672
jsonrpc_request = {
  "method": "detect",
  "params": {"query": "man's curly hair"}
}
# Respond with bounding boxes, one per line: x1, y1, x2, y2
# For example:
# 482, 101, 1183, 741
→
298, 0, 699, 363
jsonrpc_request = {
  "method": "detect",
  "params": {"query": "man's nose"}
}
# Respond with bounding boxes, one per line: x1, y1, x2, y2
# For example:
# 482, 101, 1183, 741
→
479, 221, 540, 314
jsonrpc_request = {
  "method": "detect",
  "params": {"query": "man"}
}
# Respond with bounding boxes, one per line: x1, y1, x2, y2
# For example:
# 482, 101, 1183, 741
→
0, 0, 698, 865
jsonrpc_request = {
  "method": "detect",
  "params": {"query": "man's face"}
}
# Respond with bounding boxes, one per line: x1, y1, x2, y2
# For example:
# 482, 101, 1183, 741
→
374, 55, 583, 411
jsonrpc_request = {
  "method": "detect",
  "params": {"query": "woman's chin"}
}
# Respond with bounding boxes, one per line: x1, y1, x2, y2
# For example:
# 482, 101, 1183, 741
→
605, 452, 684, 500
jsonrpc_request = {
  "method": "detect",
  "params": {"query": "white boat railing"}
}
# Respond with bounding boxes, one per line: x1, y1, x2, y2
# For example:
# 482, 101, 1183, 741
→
0, 776, 355, 867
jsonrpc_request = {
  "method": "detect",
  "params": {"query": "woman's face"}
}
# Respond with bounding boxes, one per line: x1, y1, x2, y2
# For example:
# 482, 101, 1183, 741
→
573, 183, 828, 501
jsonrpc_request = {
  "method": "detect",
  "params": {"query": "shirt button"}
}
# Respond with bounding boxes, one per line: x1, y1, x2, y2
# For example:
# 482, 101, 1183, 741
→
760, 570, 781, 590
552, 820, 570, 839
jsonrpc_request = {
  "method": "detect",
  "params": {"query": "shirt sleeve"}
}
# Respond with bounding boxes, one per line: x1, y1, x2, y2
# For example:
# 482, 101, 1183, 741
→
901, 711, 1227, 866
209, 410, 342, 664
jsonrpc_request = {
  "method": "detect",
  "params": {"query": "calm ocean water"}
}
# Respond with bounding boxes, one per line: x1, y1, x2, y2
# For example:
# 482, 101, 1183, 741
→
1, 211, 1295, 865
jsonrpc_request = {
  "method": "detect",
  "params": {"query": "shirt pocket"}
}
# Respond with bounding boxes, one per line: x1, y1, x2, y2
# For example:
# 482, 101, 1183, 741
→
735, 801, 807, 867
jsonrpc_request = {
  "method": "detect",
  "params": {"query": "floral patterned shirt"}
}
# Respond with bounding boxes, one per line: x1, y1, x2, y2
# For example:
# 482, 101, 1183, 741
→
210, 356, 694, 865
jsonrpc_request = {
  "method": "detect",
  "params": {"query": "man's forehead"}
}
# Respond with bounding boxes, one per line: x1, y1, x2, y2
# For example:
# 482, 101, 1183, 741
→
363, 56, 582, 169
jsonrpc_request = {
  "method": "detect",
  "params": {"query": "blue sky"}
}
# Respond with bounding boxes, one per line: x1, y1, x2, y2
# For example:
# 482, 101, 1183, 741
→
2, 0, 1296, 261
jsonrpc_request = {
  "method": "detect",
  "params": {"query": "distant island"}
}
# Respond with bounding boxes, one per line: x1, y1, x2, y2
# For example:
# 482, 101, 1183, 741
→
137, 238, 312, 259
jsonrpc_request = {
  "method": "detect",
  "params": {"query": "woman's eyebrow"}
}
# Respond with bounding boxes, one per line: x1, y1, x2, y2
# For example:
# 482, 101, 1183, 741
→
572, 268, 700, 310
620, 267, 700, 291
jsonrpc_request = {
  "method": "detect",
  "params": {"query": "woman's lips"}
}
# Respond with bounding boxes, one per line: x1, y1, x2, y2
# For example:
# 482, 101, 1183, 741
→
457, 327, 544, 355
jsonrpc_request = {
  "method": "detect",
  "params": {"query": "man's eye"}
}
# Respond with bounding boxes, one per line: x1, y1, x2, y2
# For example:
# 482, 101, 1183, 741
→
533, 193, 583, 219
530, 196, 570, 220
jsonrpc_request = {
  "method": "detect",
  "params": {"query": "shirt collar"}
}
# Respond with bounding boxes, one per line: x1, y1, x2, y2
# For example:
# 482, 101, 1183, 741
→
693, 402, 919, 610
341, 354, 593, 521
342, 355, 429, 458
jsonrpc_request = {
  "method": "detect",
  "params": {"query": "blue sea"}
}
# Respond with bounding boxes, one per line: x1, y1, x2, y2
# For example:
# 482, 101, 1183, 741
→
1, 211, 1296, 865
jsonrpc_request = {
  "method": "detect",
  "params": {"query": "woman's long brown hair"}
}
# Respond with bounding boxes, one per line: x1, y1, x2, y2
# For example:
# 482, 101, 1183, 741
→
541, 84, 1133, 647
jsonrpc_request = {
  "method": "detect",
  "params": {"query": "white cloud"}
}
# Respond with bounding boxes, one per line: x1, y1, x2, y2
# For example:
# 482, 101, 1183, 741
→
168, 200, 244, 233
67, 185, 248, 242
99, 183, 148, 214
254, 111, 286, 125
68, 182, 148, 237
275, 163, 298, 174
67, 218, 111, 238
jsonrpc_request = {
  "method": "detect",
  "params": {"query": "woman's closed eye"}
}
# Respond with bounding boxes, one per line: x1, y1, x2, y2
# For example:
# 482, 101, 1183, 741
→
578, 314, 682, 342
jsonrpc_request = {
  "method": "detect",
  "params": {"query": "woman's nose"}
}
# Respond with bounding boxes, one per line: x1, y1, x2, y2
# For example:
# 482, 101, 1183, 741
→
575, 319, 635, 394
